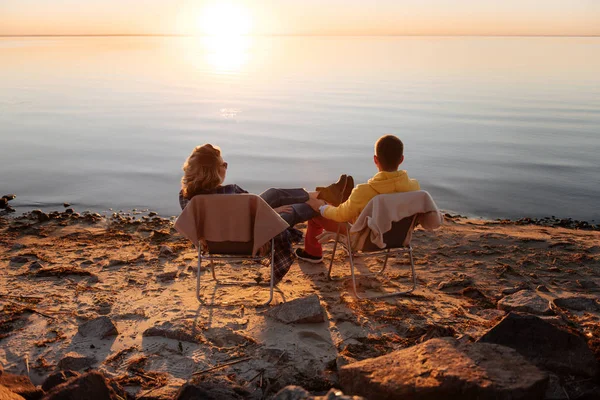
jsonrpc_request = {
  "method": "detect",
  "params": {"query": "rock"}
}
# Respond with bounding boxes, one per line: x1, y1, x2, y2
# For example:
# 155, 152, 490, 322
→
64, 208, 74, 215
2, 194, 16, 201
272, 386, 310, 400
10, 256, 29, 264
497, 290, 553, 315
41, 370, 80, 392
536, 285, 549, 292
78, 316, 118, 338
267, 295, 325, 324
0, 385, 25, 400
576, 280, 598, 290
0, 361, 3, 376
57, 352, 97, 371
63, 203, 70, 208
0, 197, 7, 209
552, 296, 600, 312
437, 274, 473, 291
501, 282, 530, 295
175, 377, 250, 400
28, 261, 43, 270
339, 338, 548, 400
203, 327, 256, 347
137, 378, 186, 399
336, 355, 356, 372
43, 371, 126, 400
148, 211, 158, 217
156, 271, 178, 282
159, 245, 174, 257
143, 321, 202, 343
0, 373, 44, 400
478, 312, 598, 377
11, 244, 26, 251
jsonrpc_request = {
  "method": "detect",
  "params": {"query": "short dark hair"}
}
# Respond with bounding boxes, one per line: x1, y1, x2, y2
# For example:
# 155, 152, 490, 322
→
375, 135, 404, 171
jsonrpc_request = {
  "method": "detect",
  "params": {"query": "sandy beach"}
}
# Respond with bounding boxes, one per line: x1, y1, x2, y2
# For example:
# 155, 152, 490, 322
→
1, 209, 599, 399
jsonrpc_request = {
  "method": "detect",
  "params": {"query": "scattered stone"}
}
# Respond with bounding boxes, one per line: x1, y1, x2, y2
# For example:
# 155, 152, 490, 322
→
175, 377, 250, 400
63, 203, 70, 208
0, 197, 7, 209
143, 321, 202, 343
478, 312, 598, 377
78, 316, 118, 338
10, 256, 29, 264
551, 296, 600, 312
501, 282, 530, 295
64, 208, 74, 215
2, 194, 16, 201
437, 274, 473, 291
497, 290, 553, 315
41, 370, 80, 392
148, 211, 158, 217
267, 295, 325, 324
203, 327, 256, 347
28, 261, 43, 270
0, 385, 24, 400
159, 245, 174, 256
576, 279, 598, 290
57, 352, 97, 371
107, 259, 127, 267
138, 378, 186, 399
11, 243, 26, 251
339, 337, 548, 400
157, 271, 178, 282
31, 210, 49, 223
43, 371, 126, 400
536, 285, 549, 292
272, 385, 310, 400
0, 372, 44, 399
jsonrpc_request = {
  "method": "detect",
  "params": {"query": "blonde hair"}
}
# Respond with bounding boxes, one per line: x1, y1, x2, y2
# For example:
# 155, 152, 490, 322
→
181, 144, 223, 198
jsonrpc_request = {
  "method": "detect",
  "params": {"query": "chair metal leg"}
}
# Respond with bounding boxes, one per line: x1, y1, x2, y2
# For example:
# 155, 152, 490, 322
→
327, 223, 342, 281
196, 246, 203, 303
263, 238, 275, 306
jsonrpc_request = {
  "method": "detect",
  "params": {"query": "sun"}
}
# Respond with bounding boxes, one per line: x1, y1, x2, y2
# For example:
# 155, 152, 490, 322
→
199, 2, 252, 36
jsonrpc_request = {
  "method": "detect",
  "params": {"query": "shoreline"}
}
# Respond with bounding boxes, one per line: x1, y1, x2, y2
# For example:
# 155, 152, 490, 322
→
1, 204, 599, 398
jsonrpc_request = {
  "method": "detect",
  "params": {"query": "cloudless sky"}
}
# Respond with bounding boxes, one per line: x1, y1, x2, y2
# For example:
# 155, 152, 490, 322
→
1, 0, 599, 36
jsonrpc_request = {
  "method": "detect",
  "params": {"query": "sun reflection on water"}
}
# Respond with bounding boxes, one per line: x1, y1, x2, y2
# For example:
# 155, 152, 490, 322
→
203, 35, 252, 73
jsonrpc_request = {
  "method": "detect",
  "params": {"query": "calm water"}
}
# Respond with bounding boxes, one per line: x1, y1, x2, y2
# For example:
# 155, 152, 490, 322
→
1, 36, 599, 220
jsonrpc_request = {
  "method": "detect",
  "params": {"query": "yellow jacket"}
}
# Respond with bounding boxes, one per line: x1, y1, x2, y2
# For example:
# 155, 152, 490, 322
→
322, 170, 420, 223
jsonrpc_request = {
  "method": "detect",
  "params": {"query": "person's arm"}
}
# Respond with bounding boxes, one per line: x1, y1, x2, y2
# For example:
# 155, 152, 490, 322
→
321, 188, 363, 222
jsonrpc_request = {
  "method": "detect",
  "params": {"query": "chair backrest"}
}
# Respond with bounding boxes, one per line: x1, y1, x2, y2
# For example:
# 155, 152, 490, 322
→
351, 191, 441, 251
361, 215, 417, 251
175, 194, 289, 256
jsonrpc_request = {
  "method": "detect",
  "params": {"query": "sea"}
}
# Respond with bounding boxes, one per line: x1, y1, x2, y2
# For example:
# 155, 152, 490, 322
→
1, 36, 599, 221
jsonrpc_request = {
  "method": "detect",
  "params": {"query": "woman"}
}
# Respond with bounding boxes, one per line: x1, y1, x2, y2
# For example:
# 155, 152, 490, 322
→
178, 143, 317, 283
179, 144, 318, 225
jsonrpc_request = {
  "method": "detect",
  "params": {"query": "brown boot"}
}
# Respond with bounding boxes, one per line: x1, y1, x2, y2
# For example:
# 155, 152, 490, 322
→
316, 175, 354, 207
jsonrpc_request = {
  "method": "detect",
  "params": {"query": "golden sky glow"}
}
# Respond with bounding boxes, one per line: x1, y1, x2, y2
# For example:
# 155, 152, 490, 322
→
1, 0, 599, 36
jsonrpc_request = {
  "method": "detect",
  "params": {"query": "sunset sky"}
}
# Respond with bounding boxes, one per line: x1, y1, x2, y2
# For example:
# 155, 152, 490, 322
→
1, 0, 599, 36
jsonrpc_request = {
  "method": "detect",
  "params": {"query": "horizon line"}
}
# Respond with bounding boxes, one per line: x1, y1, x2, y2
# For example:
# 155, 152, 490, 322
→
1, 33, 599, 38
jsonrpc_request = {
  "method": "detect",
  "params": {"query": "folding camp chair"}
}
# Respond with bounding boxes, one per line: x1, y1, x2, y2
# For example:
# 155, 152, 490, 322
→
326, 191, 441, 299
175, 194, 289, 306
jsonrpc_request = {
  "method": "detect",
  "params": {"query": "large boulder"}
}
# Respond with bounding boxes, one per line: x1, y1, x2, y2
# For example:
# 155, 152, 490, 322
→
551, 296, 600, 312
497, 290, 552, 315
339, 337, 547, 400
0, 373, 44, 400
267, 295, 325, 324
478, 312, 598, 377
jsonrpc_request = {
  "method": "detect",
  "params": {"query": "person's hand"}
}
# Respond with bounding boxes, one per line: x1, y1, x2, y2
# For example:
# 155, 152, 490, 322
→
274, 205, 293, 214
307, 196, 326, 212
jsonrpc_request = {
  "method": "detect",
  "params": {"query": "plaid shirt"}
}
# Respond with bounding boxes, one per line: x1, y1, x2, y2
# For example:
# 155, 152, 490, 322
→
179, 186, 298, 284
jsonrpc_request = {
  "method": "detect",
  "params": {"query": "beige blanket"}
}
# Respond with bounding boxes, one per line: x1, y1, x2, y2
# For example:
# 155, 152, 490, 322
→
318, 190, 443, 250
175, 194, 289, 256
